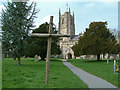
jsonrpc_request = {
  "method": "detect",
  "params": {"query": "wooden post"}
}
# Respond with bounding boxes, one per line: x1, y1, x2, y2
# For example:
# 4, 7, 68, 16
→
46, 16, 53, 84
30, 16, 70, 84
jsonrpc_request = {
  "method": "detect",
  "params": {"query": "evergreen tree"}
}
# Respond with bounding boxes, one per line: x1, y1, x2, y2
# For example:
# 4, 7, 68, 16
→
1, 1, 37, 65
72, 22, 119, 61
25, 22, 61, 60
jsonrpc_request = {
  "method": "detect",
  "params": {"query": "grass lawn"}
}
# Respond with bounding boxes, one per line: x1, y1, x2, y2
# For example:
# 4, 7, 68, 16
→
2, 58, 88, 88
68, 59, 119, 87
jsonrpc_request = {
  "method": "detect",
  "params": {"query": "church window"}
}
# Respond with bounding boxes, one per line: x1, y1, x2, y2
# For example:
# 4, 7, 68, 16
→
62, 19, 64, 24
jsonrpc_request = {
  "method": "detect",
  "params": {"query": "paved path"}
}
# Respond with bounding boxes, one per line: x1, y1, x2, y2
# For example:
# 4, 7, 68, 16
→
62, 60, 117, 88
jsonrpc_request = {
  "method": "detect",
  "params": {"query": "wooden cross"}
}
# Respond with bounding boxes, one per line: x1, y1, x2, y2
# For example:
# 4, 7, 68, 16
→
31, 16, 70, 84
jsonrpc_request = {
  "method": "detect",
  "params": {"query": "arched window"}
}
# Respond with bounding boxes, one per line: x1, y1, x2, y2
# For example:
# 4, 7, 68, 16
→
62, 19, 64, 24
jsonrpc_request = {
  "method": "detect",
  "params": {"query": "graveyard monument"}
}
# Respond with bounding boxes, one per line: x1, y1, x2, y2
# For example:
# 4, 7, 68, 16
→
35, 55, 38, 62
31, 16, 70, 84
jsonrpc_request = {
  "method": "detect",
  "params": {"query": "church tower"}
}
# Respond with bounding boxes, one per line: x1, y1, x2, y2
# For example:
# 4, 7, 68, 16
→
58, 8, 75, 36
58, 6, 76, 59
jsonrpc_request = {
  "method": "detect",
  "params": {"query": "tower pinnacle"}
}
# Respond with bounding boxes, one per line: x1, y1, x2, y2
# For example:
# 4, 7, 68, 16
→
59, 8, 61, 14
66, 2, 68, 12
69, 7, 71, 14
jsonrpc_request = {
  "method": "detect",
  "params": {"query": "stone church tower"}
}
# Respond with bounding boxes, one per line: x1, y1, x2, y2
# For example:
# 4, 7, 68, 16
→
58, 7, 79, 59
58, 8, 75, 35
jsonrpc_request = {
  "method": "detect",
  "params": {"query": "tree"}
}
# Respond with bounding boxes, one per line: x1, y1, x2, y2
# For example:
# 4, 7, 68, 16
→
1, 1, 37, 65
25, 22, 61, 60
72, 21, 119, 61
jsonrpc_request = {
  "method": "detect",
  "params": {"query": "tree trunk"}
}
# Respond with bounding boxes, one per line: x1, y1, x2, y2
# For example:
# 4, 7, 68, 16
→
103, 54, 105, 59
97, 54, 101, 61
18, 56, 21, 65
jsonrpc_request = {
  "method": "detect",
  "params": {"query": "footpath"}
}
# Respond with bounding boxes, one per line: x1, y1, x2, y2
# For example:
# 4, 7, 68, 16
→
62, 60, 117, 88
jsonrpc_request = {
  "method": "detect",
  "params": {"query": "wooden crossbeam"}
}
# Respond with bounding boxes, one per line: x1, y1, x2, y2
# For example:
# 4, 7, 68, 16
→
31, 33, 70, 37
30, 16, 70, 84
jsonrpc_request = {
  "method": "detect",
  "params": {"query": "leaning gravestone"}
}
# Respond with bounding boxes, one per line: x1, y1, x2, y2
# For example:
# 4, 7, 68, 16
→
38, 56, 41, 60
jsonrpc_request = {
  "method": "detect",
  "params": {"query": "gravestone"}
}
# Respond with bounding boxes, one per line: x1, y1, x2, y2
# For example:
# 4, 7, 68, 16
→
114, 60, 116, 73
107, 54, 110, 64
35, 55, 38, 62
38, 56, 41, 60
107, 59, 109, 64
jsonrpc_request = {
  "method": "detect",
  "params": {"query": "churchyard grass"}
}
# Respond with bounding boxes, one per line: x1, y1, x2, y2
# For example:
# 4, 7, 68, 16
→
2, 58, 88, 88
68, 59, 119, 87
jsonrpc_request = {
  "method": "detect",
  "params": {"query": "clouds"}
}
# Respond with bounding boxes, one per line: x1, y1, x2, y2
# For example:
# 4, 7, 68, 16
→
0, 1, 118, 34
30, 0, 118, 2
5, 0, 117, 2
34, 15, 58, 29
85, 3, 95, 8
74, 2, 117, 33
39, 15, 50, 25
0, 4, 5, 12
0, 4, 5, 17
34, 15, 51, 29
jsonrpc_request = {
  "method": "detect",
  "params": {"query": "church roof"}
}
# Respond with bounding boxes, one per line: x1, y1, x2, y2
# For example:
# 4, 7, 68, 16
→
70, 35, 80, 41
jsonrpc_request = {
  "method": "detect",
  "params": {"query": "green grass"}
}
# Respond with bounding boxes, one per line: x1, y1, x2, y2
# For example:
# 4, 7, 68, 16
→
68, 59, 119, 87
2, 58, 88, 88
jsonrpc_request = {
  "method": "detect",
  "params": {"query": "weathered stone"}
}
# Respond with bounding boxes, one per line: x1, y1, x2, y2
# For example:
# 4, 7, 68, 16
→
59, 8, 79, 59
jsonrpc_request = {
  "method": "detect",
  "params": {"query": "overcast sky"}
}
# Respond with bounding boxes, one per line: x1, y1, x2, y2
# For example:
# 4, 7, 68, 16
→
0, 0, 118, 35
